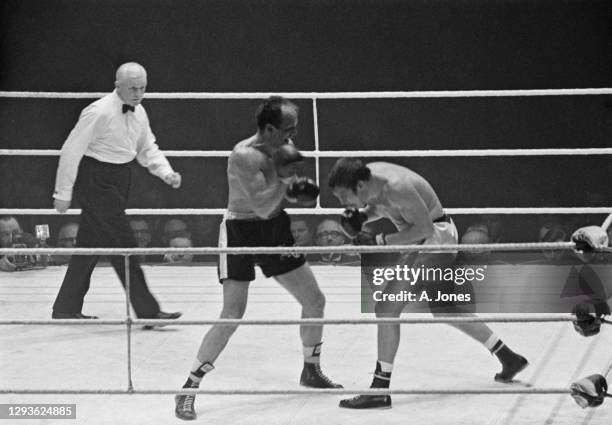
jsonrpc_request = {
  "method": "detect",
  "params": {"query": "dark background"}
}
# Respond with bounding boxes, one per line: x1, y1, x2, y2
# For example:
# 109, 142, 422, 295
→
1, 0, 610, 245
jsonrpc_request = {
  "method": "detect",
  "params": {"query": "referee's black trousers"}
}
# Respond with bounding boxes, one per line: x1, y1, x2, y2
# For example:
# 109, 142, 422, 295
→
52, 156, 161, 318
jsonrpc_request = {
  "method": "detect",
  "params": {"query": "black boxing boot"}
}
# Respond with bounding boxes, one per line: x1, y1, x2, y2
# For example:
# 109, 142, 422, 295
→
339, 361, 392, 409
299, 343, 343, 388
493, 343, 529, 383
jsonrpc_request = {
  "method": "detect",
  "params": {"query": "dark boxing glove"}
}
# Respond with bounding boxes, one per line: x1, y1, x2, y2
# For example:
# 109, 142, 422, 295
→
572, 300, 611, 337
353, 231, 386, 245
341, 208, 368, 237
274, 143, 304, 178
570, 374, 610, 408
286, 177, 319, 204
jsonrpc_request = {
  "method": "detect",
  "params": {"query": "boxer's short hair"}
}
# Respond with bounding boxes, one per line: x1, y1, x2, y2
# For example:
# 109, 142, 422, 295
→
328, 157, 371, 191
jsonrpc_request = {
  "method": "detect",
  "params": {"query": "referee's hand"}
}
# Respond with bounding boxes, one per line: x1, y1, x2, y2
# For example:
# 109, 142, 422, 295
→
163, 172, 182, 189
54, 198, 71, 213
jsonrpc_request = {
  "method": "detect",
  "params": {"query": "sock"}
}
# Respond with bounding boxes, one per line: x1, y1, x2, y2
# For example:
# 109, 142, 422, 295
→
371, 361, 392, 389
483, 334, 517, 363
182, 360, 214, 389
483, 334, 503, 353
303, 342, 322, 364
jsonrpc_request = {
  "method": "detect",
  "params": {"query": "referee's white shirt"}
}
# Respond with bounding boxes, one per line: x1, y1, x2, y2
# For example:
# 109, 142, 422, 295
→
53, 90, 174, 201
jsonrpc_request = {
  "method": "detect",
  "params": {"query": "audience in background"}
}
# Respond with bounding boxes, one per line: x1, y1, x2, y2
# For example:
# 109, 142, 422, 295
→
52, 222, 79, 266
459, 225, 491, 264
538, 221, 570, 263
161, 218, 191, 246
164, 236, 194, 264
129, 218, 154, 263
1, 216, 23, 271
0, 216, 38, 271
313, 218, 359, 265
290, 216, 314, 247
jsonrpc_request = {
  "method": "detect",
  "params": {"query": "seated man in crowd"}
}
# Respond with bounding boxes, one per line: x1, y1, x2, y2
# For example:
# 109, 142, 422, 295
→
314, 218, 359, 265
161, 218, 191, 246
290, 216, 314, 247
163, 236, 195, 264
129, 217, 156, 263
52, 222, 79, 266
0, 216, 37, 271
458, 224, 491, 264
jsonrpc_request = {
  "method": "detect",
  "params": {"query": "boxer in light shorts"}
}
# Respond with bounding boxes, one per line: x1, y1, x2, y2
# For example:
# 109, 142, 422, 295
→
328, 158, 529, 409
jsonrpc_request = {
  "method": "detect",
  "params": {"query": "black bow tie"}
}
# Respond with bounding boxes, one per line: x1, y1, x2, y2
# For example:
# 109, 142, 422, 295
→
122, 104, 135, 114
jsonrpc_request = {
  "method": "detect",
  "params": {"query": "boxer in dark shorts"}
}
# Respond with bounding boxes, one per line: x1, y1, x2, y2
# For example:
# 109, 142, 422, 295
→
175, 97, 341, 420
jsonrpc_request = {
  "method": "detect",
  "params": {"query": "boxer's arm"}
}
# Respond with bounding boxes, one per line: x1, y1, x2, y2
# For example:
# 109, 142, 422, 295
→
384, 184, 435, 245
230, 148, 287, 218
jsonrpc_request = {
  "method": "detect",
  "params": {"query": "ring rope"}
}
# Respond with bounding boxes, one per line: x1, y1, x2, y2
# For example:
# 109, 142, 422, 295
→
1, 207, 610, 216
0, 387, 573, 395
0, 241, 581, 255
1, 88, 611, 99
0, 315, 577, 327
2, 148, 612, 157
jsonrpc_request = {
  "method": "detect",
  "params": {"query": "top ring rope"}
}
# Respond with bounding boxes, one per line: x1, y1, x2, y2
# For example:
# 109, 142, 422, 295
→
2, 148, 612, 157
1, 88, 611, 99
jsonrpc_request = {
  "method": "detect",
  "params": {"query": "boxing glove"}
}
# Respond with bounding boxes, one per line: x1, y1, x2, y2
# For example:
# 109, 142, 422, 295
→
286, 177, 319, 204
341, 208, 368, 236
570, 374, 610, 408
274, 143, 304, 178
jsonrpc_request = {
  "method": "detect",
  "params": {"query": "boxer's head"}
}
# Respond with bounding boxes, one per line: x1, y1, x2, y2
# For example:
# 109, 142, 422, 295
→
328, 158, 372, 208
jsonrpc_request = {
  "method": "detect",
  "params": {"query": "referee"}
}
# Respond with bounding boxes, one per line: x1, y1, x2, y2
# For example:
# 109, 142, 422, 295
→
51, 62, 181, 323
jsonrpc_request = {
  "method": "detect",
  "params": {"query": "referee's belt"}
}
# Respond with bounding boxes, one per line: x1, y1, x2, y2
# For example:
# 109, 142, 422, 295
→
432, 214, 452, 224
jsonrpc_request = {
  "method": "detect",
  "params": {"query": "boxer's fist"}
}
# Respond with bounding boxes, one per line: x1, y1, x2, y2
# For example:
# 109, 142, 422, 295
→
163, 172, 182, 189
353, 231, 386, 245
286, 177, 319, 205
341, 208, 368, 236
572, 226, 609, 251
274, 143, 304, 178
570, 374, 609, 408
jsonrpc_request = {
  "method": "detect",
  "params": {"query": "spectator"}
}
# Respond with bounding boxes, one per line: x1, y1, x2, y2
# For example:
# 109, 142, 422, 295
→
0, 216, 23, 271
52, 222, 79, 265
163, 236, 194, 264
0, 216, 37, 271
161, 218, 190, 246
539, 222, 569, 263
314, 218, 359, 265
483, 215, 505, 243
291, 216, 314, 246
459, 227, 491, 264
130, 218, 152, 248
129, 218, 155, 263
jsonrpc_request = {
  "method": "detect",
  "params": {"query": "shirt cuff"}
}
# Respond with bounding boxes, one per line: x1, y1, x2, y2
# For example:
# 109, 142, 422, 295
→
53, 190, 72, 202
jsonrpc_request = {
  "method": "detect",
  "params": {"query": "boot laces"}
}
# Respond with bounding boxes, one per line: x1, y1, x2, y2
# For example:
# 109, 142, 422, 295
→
181, 394, 195, 411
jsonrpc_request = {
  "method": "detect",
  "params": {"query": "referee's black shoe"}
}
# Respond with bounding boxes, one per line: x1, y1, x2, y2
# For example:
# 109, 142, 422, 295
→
142, 311, 182, 330
52, 311, 99, 319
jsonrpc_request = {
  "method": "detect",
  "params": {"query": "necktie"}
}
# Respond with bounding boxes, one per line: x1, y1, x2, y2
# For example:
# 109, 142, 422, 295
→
122, 104, 135, 114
